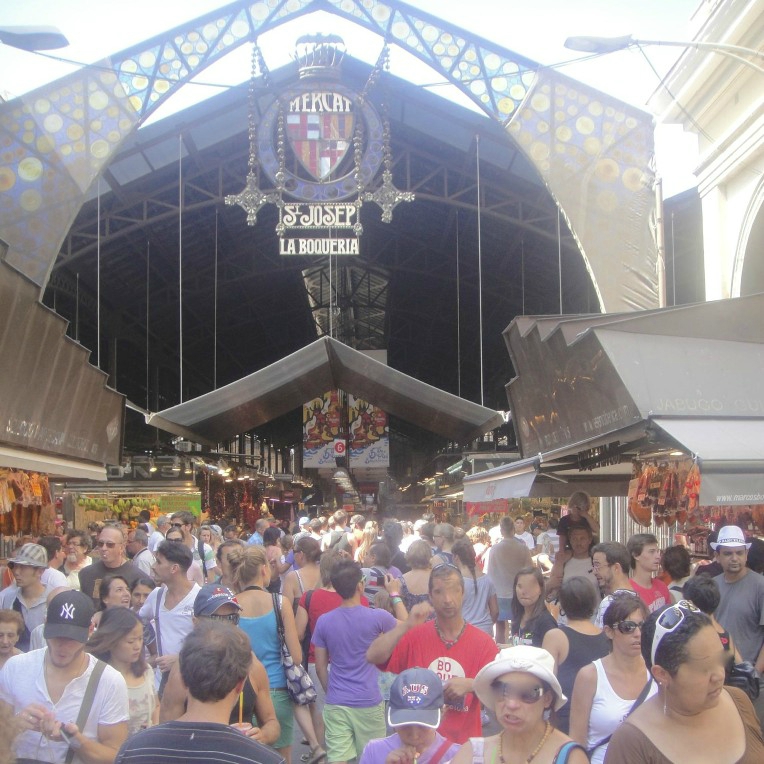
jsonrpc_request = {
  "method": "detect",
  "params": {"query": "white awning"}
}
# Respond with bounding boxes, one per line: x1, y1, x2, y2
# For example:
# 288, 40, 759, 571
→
463, 459, 539, 503
0, 446, 107, 481
651, 418, 764, 462
652, 418, 764, 505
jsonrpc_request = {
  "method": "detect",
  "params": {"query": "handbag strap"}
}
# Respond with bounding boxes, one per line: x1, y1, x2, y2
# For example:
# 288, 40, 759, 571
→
552, 742, 586, 764
271, 593, 286, 645
64, 659, 107, 764
154, 588, 164, 657
198, 537, 207, 580
588, 676, 653, 753
430, 738, 453, 764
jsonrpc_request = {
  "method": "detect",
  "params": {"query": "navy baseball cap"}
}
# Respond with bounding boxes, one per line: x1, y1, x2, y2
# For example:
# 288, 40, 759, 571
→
387, 667, 444, 729
194, 584, 241, 616
44, 590, 95, 643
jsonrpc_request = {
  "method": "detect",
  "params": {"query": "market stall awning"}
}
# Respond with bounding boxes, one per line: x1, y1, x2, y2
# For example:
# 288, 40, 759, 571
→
651, 418, 764, 505
145, 337, 504, 444
497, 294, 764, 504
463, 444, 638, 503
0, 446, 107, 481
0, 262, 123, 479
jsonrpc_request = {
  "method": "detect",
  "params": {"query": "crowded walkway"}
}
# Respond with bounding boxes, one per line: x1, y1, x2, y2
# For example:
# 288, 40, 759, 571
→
1, 502, 763, 763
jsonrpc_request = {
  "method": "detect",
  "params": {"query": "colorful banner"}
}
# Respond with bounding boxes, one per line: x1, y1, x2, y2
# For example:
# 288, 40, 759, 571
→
303, 390, 344, 468
466, 499, 510, 517
348, 394, 389, 468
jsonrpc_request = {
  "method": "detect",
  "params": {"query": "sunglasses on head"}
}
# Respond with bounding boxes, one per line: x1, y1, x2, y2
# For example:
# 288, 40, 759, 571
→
490, 680, 545, 704
432, 562, 460, 572
612, 619, 644, 635
651, 600, 700, 665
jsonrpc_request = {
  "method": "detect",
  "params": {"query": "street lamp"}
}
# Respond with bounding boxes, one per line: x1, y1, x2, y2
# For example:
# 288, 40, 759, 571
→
565, 35, 764, 75
0, 26, 68, 52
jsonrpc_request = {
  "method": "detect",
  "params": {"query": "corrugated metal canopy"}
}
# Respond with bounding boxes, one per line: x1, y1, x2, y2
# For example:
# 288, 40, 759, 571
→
146, 336, 504, 444
0, 262, 124, 475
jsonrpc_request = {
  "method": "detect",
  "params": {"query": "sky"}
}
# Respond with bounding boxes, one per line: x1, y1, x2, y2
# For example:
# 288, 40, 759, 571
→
0, 0, 702, 195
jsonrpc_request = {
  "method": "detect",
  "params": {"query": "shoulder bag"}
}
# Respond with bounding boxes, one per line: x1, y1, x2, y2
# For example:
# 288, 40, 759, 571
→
271, 593, 317, 705
587, 676, 653, 756
64, 659, 107, 764
727, 660, 760, 701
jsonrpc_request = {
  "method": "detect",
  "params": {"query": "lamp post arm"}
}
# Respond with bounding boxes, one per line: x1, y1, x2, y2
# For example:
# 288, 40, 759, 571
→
565, 35, 764, 76
633, 38, 764, 75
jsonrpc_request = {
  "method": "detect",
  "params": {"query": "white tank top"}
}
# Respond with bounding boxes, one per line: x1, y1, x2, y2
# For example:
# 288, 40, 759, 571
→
587, 659, 655, 764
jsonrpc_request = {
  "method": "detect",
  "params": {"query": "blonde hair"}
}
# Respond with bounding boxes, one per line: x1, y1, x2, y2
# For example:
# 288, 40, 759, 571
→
467, 526, 490, 546
355, 526, 378, 566
227, 545, 268, 590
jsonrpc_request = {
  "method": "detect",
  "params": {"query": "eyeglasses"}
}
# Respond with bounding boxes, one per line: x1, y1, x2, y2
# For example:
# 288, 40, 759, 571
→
96, 540, 118, 548
203, 612, 240, 624
612, 620, 644, 635
651, 600, 700, 665
490, 681, 545, 704
167, 537, 184, 543
591, 561, 610, 570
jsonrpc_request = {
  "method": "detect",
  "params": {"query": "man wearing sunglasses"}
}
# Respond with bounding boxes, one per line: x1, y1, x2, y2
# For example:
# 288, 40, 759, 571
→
77, 525, 143, 608
712, 525, 764, 676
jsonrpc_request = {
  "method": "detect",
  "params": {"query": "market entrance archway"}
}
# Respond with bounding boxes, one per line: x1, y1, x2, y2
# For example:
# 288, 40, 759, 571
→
1, 0, 658, 313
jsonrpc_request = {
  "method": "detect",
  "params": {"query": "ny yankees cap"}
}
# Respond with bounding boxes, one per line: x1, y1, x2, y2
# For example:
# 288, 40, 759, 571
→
44, 590, 95, 642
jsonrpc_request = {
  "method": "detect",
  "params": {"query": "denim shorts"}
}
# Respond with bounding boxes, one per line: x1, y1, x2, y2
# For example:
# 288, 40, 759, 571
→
497, 596, 513, 621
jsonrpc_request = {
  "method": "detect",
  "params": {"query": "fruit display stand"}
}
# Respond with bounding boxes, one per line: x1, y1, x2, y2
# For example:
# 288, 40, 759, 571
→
74, 494, 162, 529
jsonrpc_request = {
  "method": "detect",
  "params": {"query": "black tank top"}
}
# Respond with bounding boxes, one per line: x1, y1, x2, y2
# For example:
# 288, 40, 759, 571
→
555, 626, 611, 733
227, 675, 257, 725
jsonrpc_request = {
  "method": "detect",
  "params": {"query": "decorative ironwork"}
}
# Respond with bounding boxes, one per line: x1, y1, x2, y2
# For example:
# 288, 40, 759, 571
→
225, 42, 279, 226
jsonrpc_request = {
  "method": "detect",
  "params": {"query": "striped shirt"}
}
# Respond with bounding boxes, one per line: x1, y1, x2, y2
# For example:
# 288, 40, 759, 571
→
115, 721, 285, 764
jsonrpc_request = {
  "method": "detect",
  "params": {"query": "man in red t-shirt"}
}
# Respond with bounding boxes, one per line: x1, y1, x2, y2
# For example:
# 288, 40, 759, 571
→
366, 564, 498, 744
627, 532, 671, 613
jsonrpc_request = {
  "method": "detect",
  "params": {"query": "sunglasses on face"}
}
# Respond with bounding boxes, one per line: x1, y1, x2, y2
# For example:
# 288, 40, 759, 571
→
490, 681, 545, 704
651, 600, 700, 665
203, 612, 240, 624
613, 620, 644, 634
170, 523, 184, 528
96, 540, 118, 548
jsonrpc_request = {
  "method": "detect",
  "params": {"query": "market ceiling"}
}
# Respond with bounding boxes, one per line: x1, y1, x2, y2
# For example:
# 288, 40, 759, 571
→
42, 55, 600, 452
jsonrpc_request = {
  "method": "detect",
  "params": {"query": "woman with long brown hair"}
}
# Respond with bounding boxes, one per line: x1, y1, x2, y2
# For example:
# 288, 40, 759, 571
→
87, 606, 159, 735
510, 566, 557, 647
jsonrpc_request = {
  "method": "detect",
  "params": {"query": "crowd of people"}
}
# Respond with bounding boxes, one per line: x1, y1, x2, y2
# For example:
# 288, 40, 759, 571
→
0, 498, 763, 764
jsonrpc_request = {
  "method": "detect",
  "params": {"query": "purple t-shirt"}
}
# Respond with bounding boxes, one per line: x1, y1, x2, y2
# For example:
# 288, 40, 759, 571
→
359, 732, 460, 764
312, 604, 397, 707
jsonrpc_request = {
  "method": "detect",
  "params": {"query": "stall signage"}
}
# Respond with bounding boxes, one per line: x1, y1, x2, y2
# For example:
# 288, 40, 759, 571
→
159, 493, 201, 517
